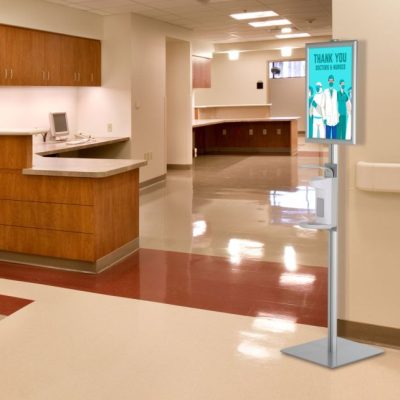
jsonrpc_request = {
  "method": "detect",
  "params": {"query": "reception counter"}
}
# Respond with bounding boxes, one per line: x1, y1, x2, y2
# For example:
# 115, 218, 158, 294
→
0, 133, 146, 273
193, 117, 299, 156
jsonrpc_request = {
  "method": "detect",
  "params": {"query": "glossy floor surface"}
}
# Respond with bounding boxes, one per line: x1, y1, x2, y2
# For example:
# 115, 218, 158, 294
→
0, 248, 328, 326
1, 141, 399, 398
141, 149, 329, 267
0, 278, 399, 400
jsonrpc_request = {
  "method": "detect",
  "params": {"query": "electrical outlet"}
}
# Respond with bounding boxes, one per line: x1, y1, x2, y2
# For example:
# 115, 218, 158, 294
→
107, 123, 113, 133
263, 129, 267, 135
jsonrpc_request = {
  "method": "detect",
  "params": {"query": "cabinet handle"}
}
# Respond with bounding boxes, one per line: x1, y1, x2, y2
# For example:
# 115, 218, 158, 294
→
48, 71, 50, 81
4, 69, 7, 79
78, 72, 80, 81
74, 72, 76, 81
91, 73, 94, 82
42, 71, 45, 80
10, 69, 13, 79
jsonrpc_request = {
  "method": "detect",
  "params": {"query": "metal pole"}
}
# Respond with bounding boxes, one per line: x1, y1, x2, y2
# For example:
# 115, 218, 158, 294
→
328, 144, 338, 355
282, 143, 383, 368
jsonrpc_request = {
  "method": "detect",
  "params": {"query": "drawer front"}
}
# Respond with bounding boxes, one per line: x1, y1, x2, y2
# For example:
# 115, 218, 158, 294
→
0, 225, 95, 262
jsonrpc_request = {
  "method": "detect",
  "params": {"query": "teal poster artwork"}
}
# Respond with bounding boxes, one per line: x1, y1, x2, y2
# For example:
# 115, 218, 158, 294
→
306, 41, 357, 144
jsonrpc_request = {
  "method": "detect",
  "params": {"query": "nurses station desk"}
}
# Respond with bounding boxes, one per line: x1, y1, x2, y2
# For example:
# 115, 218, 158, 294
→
0, 132, 146, 273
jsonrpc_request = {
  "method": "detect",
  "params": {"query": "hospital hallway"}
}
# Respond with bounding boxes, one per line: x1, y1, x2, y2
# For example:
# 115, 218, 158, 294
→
0, 139, 399, 399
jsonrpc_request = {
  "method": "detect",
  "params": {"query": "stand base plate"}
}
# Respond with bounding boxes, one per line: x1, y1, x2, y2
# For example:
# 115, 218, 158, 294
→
281, 337, 384, 368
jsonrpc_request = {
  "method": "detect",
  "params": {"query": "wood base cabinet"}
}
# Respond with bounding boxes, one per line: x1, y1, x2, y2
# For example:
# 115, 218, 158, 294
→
194, 120, 298, 156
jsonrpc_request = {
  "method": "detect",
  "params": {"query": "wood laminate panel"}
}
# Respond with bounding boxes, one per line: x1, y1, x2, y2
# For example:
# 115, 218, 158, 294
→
0, 225, 95, 262
0, 136, 32, 169
192, 56, 211, 89
0, 200, 95, 233
94, 170, 139, 258
0, 170, 94, 205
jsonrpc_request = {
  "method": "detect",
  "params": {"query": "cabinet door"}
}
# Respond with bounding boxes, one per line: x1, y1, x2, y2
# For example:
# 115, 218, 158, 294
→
60, 35, 78, 86
0, 25, 7, 85
44, 32, 62, 85
5, 26, 34, 85
75, 38, 101, 86
192, 56, 211, 88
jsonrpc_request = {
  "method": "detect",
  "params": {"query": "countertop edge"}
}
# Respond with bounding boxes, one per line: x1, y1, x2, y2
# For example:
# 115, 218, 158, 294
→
23, 160, 147, 178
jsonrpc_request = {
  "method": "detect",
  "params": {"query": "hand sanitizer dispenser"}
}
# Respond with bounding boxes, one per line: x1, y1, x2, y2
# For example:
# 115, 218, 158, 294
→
310, 176, 338, 227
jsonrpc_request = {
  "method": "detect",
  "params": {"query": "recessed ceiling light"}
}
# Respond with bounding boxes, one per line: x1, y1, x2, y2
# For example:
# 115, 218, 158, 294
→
281, 47, 292, 57
249, 19, 291, 28
281, 27, 292, 34
230, 11, 278, 20
276, 33, 311, 39
228, 50, 240, 60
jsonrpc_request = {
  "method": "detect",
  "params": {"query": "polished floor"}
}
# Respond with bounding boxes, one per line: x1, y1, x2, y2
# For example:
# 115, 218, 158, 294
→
0, 278, 399, 400
1, 142, 400, 398
0, 248, 328, 326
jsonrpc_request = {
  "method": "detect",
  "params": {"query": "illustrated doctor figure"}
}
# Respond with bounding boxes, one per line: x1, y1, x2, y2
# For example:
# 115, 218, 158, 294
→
323, 74, 339, 139
337, 79, 350, 140
310, 82, 325, 138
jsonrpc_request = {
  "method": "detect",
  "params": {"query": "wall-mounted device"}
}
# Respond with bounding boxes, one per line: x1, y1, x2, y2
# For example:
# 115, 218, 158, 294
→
49, 112, 69, 141
257, 81, 263, 89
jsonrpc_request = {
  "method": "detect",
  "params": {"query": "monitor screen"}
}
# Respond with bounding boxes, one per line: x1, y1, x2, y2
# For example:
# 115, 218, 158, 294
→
49, 112, 69, 139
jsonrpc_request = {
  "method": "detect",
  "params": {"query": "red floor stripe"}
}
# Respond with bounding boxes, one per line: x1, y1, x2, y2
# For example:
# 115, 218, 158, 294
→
0, 294, 33, 316
0, 249, 327, 326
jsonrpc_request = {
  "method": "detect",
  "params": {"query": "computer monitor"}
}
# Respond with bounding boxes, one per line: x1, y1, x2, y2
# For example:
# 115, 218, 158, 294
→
49, 112, 69, 141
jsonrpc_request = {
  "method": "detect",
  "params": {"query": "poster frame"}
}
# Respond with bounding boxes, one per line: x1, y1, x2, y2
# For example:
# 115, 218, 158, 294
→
306, 40, 358, 145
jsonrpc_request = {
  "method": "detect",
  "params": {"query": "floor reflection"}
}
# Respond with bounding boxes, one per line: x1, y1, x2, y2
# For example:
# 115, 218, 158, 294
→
140, 153, 328, 267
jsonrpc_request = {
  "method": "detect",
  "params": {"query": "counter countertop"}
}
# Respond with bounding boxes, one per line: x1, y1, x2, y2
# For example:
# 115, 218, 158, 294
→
23, 156, 147, 178
193, 117, 300, 128
34, 136, 130, 156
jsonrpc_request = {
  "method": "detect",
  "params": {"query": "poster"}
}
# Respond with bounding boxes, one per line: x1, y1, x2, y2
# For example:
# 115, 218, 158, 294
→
306, 40, 357, 144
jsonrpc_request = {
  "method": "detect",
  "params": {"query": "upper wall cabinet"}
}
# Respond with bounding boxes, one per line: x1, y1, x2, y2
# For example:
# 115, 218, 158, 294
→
192, 56, 211, 89
0, 24, 101, 87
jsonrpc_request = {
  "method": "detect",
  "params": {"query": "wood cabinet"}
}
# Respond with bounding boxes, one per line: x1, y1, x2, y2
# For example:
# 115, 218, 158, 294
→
194, 120, 298, 155
192, 56, 211, 88
60, 35, 101, 86
0, 24, 101, 87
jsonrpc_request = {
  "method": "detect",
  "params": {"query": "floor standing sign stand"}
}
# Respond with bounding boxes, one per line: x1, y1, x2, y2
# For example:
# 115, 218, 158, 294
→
281, 40, 384, 368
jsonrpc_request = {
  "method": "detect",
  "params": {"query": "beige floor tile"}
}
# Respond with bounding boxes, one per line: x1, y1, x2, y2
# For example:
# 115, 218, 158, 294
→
0, 278, 398, 400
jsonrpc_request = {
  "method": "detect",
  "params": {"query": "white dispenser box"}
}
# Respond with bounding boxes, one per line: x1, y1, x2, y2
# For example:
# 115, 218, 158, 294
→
310, 176, 338, 227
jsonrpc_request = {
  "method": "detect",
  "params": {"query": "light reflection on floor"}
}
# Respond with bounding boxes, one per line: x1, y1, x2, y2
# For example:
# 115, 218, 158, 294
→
140, 153, 329, 267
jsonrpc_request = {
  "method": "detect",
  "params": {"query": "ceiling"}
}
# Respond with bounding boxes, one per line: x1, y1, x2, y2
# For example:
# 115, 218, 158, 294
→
45, 0, 332, 44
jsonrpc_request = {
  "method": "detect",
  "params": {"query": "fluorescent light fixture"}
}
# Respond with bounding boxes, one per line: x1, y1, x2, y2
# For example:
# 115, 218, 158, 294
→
276, 32, 311, 39
230, 11, 278, 20
281, 27, 292, 34
249, 19, 291, 28
281, 47, 292, 57
228, 50, 240, 60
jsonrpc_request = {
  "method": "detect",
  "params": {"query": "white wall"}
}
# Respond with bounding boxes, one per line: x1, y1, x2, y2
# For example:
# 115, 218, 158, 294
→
195, 51, 268, 106
334, 0, 400, 329
77, 14, 132, 147
194, 48, 306, 116
0, 88, 78, 143
166, 40, 192, 166
269, 78, 306, 131
130, 14, 198, 182
0, 0, 102, 38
